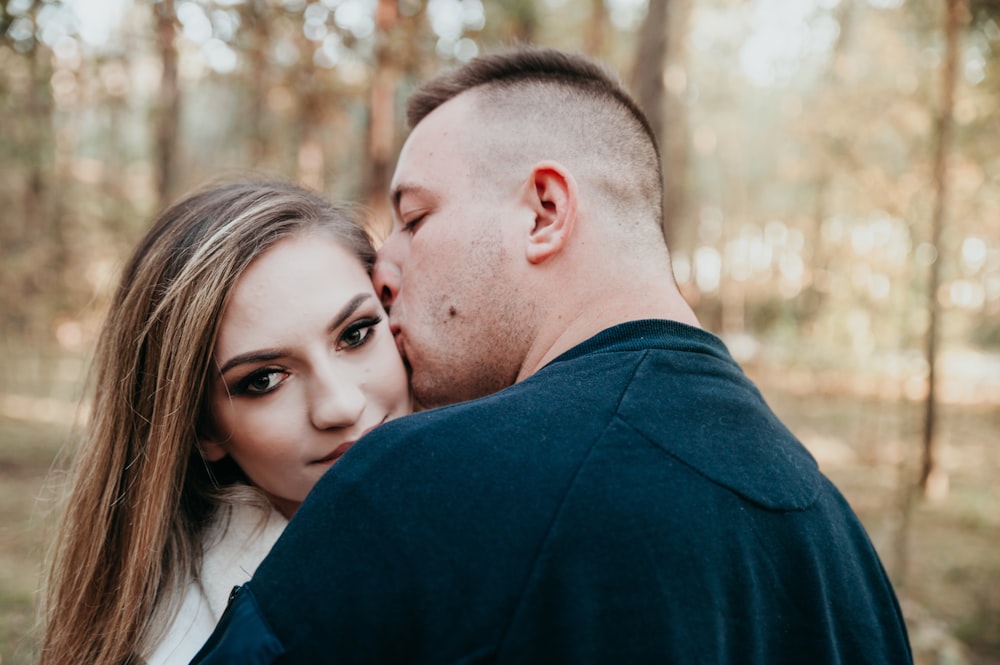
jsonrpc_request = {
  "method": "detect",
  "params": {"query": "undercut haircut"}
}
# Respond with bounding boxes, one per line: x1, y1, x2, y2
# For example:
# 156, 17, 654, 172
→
407, 47, 658, 152
407, 46, 666, 235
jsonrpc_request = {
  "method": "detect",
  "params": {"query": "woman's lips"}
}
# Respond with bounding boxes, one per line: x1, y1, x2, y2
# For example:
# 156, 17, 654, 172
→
311, 440, 355, 465
310, 420, 386, 465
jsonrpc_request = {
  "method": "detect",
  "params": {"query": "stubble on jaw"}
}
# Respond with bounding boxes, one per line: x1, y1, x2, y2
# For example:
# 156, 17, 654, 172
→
409, 224, 533, 409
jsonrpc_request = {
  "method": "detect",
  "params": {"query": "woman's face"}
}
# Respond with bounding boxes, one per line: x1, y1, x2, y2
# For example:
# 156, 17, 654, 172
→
203, 231, 411, 518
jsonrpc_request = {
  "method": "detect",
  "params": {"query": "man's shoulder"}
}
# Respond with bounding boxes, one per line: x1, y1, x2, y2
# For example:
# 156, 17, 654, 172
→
373, 320, 721, 434
312, 343, 653, 518
349, 320, 737, 471
367, 352, 642, 442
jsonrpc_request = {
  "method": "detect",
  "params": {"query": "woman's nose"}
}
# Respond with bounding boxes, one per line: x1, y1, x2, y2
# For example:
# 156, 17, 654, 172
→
309, 377, 365, 431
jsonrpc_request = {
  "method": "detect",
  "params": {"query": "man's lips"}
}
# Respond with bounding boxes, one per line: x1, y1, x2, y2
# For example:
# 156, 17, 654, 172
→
389, 323, 412, 374
390, 322, 405, 354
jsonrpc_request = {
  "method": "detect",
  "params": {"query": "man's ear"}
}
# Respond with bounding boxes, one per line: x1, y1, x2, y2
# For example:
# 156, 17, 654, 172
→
523, 161, 577, 264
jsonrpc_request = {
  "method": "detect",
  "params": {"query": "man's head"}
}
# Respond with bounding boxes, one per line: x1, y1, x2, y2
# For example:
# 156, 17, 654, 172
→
406, 47, 665, 243
375, 47, 676, 409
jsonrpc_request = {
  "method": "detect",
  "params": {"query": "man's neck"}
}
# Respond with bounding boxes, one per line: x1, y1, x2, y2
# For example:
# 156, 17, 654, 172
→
516, 283, 699, 383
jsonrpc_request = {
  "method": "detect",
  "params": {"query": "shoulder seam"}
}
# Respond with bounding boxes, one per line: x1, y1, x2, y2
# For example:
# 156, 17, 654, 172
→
492, 351, 648, 656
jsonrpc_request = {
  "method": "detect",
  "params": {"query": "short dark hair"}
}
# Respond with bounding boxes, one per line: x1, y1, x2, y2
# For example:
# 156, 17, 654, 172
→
407, 46, 659, 161
407, 46, 665, 233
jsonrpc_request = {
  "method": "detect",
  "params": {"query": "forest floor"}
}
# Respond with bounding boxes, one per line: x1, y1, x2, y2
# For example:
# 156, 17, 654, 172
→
754, 363, 1000, 665
1, 358, 998, 665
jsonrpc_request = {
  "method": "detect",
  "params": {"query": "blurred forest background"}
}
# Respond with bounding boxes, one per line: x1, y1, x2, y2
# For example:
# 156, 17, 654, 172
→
1, 0, 999, 663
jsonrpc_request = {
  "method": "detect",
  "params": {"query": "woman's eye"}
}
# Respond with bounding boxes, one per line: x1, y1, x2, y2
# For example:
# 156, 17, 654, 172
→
236, 369, 286, 396
340, 317, 381, 349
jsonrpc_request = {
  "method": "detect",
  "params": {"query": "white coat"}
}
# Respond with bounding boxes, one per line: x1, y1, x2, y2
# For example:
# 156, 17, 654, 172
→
142, 501, 287, 664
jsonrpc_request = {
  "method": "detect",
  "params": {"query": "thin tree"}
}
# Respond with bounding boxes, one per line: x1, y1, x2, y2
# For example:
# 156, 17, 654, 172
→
499, 0, 538, 43
920, 0, 966, 500
3, 0, 66, 341
366, 0, 401, 235
153, 0, 180, 209
583, 0, 607, 57
293, 19, 324, 191
631, 0, 668, 159
243, 0, 272, 166
630, 0, 692, 251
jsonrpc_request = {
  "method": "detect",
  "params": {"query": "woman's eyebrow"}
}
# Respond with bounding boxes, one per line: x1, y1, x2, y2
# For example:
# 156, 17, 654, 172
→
328, 293, 372, 334
219, 294, 373, 375
219, 350, 284, 376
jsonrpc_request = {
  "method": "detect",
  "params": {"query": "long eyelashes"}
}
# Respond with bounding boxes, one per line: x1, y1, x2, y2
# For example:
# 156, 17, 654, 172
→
340, 316, 382, 350
232, 368, 287, 396
402, 214, 426, 233
227, 315, 384, 398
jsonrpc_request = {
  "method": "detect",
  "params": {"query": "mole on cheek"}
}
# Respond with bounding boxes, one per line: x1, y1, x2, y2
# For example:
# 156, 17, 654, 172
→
448, 306, 457, 317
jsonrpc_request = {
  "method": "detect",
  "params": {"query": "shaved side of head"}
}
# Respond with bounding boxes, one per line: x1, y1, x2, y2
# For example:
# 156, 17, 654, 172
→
406, 47, 668, 253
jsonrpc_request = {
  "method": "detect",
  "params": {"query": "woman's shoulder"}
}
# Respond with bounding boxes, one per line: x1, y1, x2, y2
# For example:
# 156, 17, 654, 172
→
142, 501, 288, 665
201, 500, 288, 598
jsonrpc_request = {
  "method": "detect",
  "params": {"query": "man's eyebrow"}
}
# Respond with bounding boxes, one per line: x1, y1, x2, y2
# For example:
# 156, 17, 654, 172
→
218, 293, 373, 375
390, 183, 433, 213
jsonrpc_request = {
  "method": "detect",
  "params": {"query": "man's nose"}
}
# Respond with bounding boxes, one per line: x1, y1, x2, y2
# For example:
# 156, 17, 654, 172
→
373, 249, 402, 310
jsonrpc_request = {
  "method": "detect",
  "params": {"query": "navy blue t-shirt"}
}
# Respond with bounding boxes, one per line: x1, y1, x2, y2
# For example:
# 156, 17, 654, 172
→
192, 320, 912, 664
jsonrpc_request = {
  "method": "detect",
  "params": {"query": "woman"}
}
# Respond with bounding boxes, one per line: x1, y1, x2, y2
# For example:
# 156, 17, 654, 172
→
40, 180, 411, 665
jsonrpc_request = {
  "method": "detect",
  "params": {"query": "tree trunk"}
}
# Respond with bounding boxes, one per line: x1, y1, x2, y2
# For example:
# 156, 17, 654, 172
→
661, 0, 692, 252
243, 0, 271, 166
11, 19, 52, 339
24, 31, 46, 248
366, 0, 401, 238
503, 0, 538, 43
631, 0, 668, 151
801, 0, 854, 326
295, 29, 324, 191
920, 0, 966, 501
154, 0, 181, 209
583, 0, 607, 57
631, 0, 692, 252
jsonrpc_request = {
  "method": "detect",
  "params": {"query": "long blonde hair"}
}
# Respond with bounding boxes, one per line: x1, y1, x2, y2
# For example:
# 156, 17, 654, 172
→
40, 180, 375, 665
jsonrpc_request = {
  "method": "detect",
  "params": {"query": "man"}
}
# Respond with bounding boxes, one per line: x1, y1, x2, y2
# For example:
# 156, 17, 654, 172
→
192, 47, 912, 663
